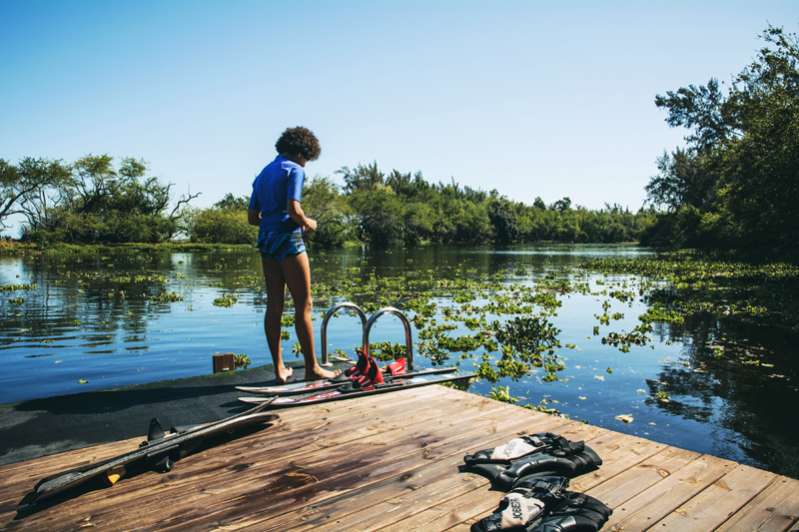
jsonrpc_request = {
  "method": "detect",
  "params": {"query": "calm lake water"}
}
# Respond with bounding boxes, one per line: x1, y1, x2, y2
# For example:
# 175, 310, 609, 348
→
1, 244, 797, 477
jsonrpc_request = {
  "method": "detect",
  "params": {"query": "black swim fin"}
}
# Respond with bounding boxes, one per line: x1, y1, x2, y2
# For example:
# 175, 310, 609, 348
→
146, 418, 167, 442
143, 418, 178, 472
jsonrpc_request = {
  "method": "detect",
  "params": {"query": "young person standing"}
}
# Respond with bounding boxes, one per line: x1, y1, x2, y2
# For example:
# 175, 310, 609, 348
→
248, 127, 339, 383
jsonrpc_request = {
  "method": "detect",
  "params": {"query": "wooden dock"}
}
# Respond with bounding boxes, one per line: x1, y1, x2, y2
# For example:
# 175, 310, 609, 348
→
1, 385, 798, 531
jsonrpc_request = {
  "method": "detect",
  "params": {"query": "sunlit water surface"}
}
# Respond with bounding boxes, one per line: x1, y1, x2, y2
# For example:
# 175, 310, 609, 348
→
1, 244, 797, 476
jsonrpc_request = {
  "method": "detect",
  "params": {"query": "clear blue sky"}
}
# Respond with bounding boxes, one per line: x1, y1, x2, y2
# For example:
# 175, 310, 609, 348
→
1, 0, 796, 219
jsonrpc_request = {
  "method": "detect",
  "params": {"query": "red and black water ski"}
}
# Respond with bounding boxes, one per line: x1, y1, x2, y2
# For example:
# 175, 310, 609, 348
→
237, 348, 456, 396
238, 372, 475, 408
235, 366, 458, 396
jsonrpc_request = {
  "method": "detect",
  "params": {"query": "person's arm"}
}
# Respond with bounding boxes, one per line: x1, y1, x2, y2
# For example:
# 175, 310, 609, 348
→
288, 200, 317, 232
247, 209, 260, 226
286, 166, 316, 232
247, 190, 260, 226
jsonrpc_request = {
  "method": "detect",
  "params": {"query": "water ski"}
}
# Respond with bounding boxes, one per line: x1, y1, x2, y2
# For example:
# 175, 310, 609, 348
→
239, 372, 475, 407
236, 366, 459, 396
18, 401, 279, 513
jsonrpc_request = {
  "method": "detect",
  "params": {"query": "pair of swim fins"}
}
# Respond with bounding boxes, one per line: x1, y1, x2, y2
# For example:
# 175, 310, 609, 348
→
462, 433, 611, 531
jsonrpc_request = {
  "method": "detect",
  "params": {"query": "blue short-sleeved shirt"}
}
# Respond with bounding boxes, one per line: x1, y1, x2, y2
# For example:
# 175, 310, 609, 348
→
249, 155, 305, 244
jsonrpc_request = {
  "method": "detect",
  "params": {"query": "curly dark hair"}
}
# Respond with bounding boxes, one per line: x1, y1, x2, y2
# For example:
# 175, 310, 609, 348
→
275, 126, 321, 161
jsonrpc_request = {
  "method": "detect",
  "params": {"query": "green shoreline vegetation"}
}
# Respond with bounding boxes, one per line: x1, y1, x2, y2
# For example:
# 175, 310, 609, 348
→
641, 26, 798, 256
0, 158, 654, 250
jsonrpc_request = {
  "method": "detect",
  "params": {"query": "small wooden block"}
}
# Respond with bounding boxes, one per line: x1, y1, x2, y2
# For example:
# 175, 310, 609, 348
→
213, 353, 236, 373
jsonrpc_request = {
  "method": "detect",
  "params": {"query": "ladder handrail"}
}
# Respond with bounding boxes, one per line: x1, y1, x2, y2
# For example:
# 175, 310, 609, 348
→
363, 306, 414, 371
320, 302, 368, 367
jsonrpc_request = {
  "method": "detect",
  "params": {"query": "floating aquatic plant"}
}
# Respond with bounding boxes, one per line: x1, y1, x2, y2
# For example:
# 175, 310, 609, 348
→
213, 293, 238, 307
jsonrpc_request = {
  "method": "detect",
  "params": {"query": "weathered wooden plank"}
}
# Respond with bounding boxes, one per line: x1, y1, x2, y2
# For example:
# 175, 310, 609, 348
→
382, 429, 662, 532
377, 486, 498, 532
0, 387, 456, 512
248, 413, 595, 531
584, 445, 701, 508
2, 386, 797, 532
717, 475, 799, 532
445, 519, 476, 531
0, 385, 460, 489
288, 424, 588, 532
0, 386, 443, 508
0, 436, 144, 521
605, 454, 736, 530
4, 400, 494, 524
0, 386, 479, 528
151, 404, 564, 530
309, 426, 622, 532
0, 437, 142, 480
568, 433, 665, 493
0, 384, 454, 480
652, 463, 776, 530
26, 389, 511, 530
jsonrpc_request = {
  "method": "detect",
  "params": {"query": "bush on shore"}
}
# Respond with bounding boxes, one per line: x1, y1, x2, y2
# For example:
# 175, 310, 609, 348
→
187, 208, 256, 244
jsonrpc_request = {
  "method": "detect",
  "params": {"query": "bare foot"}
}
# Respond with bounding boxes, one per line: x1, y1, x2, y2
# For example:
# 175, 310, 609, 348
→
275, 365, 294, 384
305, 366, 341, 381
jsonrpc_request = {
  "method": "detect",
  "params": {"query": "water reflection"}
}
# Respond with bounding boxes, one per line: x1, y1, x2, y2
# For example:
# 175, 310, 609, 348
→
647, 316, 799, 476
0, 244, 797, 477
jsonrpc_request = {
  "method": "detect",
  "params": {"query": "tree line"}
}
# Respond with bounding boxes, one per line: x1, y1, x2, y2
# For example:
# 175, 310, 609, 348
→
189, 164, 653, 247
642, 25, 798, 255
1, 157, 652, 247
0, 155, 198, 243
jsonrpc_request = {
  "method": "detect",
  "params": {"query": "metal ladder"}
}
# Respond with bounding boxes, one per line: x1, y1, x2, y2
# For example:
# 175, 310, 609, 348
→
320, 302, 414, 371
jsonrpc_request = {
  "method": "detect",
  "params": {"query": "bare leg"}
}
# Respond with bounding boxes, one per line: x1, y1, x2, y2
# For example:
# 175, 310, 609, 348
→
280, 252, 338, 380
261, 256, 293, 384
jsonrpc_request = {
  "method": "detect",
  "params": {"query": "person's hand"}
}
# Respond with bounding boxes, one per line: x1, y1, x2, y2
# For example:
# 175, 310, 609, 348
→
304, 218, 318, 233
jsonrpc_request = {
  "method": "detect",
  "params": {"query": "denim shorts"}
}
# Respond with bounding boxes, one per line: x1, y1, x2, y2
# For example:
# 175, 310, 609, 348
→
259, 230, 306, 262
